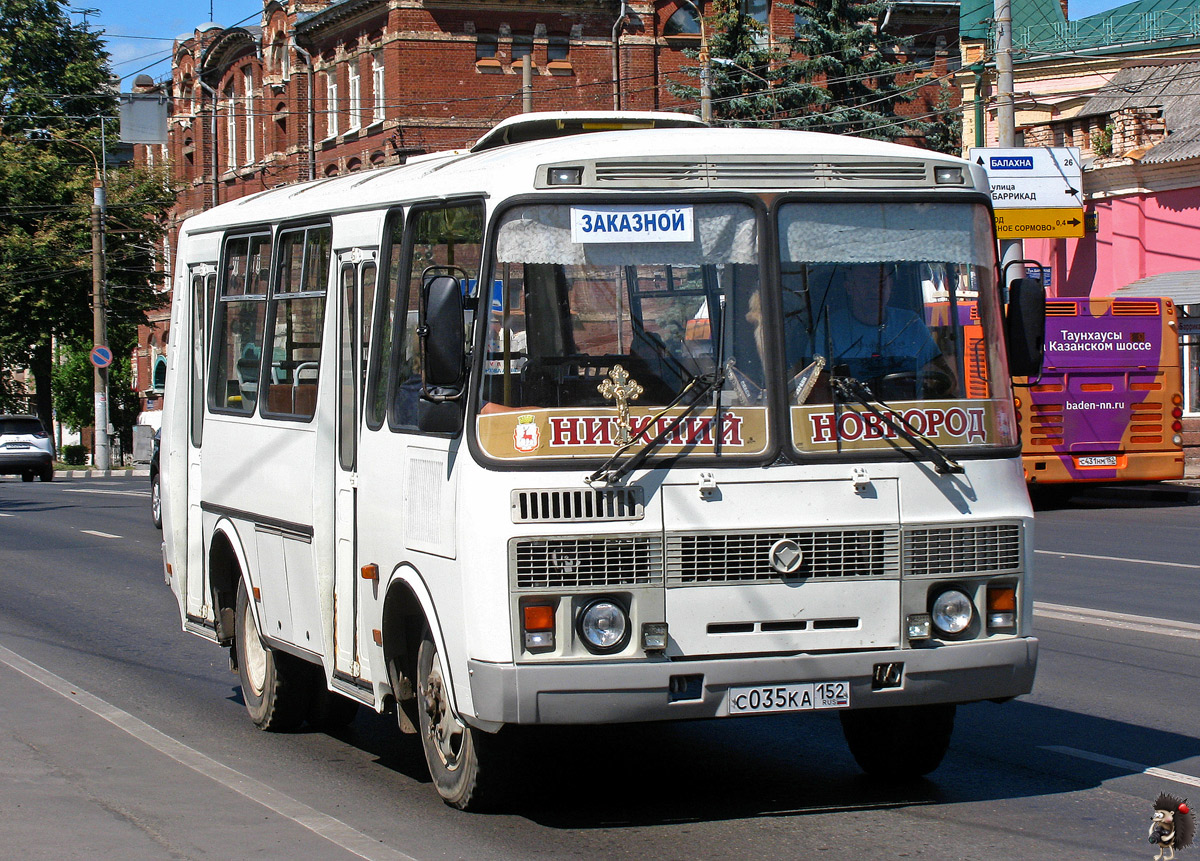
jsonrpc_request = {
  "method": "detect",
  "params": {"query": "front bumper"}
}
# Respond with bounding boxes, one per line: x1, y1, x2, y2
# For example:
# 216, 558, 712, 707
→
467, 637, 1037, 725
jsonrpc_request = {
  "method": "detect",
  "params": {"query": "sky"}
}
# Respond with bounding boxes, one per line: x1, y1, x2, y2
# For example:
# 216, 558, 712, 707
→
91, 0, 262, 88
91, 0, 1137, 89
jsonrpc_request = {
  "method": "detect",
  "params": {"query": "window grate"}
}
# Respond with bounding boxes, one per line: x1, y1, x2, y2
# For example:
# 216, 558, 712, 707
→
511, 487, 644, 523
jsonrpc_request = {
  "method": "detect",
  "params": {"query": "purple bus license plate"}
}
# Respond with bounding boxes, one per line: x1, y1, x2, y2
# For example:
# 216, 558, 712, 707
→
1077, 455, 1117, 467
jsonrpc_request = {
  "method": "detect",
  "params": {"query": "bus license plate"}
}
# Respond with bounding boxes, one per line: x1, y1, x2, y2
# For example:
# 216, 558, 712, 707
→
1077, 455, 1117, 467
728, 681, 850, 715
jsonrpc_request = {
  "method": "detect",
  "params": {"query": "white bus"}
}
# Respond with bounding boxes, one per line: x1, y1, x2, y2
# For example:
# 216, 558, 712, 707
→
160, 111, 1045, 810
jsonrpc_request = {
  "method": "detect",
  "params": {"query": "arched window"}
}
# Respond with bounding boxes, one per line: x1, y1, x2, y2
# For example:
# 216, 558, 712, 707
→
152, 356, 168, 392
665, 6, 702, 36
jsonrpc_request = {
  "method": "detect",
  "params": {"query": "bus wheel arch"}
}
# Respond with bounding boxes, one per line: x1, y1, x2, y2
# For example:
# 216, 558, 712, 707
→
208, 524, 247, 647
380, 576, 428, 735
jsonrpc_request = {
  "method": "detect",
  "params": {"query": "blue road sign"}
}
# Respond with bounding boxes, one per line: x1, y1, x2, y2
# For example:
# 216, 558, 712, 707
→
90, 345, 113, 368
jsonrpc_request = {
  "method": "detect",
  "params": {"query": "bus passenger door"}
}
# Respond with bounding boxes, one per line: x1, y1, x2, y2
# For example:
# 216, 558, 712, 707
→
186, 266, 216, 624
333, 251, 377, 680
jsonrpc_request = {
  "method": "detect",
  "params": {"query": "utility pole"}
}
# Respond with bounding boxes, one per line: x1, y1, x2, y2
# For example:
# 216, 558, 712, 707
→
522, 54, 533, 113
91, 175, 110, 471
994, 0, 1024, 282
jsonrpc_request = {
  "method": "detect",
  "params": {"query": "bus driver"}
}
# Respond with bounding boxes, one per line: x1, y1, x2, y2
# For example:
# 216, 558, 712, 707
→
815, 262, 955, 399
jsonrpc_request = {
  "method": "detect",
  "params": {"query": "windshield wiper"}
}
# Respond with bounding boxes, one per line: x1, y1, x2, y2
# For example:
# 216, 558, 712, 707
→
831, 376, 964, 475
586, 370, 726, 485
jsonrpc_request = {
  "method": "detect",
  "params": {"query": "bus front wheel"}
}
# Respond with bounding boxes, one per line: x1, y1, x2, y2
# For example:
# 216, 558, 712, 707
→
235, 580, 311, 731
416, 631, 507, 810
839, 703, 955, 778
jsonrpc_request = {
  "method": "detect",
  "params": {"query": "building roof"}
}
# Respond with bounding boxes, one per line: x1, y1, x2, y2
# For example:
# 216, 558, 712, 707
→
963, 0, 1200, 58
1016, 0, 1200, 58
960, 0, 1065, 43
1079, 57, 1200, 163
1113, 269, 1200, 302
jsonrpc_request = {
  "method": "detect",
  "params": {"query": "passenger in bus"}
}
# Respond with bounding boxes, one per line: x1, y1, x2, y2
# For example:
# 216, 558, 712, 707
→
236, 341, 262, 402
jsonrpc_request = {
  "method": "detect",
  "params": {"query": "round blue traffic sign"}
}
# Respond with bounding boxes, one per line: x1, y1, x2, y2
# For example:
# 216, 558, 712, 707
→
90, 345, 113, 368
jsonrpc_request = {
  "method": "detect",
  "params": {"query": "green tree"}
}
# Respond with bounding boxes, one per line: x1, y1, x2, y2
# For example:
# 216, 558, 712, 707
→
52, 341, 141, 454
0, 0, 175, 452
778, 0, 927, 141
670, 0, 936, 143
669, 0, 790, 127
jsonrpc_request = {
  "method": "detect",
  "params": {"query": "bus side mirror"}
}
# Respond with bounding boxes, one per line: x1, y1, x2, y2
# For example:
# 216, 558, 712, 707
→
420, 274, 467, 394
1006, 277, 1046, 377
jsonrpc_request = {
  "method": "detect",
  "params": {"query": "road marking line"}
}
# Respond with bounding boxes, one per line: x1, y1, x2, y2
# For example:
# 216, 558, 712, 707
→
62, 488, 148, 497
1043, 746, 1200, 789
1033, 602, 1200, 640
0, 513, 13, 517
1035, 549, 1200, 570
0, 643, 420, 861
80, 530, 122, 539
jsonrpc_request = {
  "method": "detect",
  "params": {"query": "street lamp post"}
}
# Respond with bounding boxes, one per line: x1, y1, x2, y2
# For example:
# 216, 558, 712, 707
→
30, 130, 110, 470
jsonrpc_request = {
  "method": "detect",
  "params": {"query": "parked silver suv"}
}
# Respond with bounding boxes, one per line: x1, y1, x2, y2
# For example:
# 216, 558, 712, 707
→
0, 414, 55, 482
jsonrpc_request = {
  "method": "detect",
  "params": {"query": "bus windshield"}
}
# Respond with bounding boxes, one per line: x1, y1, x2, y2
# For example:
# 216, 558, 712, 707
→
778, 201, 1018, 454
476, 201, 772, 461
474, 198, 1018, 463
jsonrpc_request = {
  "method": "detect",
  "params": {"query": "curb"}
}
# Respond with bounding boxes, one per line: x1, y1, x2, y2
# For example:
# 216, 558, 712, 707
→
57, 469, 150, 479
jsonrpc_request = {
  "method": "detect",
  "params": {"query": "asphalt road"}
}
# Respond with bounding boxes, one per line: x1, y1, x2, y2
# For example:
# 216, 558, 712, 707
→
0, 476, 1197, 860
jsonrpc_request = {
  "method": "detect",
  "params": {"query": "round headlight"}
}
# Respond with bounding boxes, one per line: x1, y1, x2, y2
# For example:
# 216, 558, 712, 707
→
578, 599, 629, 653
931, 589, 974, 636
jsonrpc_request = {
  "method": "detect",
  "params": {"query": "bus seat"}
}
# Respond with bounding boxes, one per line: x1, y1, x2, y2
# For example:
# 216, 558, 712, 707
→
294, 384, 317, 417
267, 384, 293, 414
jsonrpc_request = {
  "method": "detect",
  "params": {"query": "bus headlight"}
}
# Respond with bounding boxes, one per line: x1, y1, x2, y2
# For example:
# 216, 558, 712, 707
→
931, 589, 974, 636
578, 599, 629, 653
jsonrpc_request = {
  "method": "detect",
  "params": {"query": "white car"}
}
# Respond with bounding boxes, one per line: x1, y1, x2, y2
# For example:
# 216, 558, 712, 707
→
0, 414, 55, 482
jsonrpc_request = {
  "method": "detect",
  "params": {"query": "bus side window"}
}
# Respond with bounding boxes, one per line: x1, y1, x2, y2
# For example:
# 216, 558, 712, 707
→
366, 211, 403, 430
210, 233, 271, 415
389, 202, 483, 431
263, 225, 331, 421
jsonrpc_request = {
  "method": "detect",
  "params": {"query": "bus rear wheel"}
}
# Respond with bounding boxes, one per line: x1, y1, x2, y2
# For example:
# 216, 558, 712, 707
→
235, 580, 311, 731
416, 632, 507, 810
839, 703, 955, 779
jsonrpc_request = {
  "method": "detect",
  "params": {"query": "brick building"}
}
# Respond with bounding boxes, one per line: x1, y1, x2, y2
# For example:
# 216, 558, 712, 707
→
131, 0, 960, 423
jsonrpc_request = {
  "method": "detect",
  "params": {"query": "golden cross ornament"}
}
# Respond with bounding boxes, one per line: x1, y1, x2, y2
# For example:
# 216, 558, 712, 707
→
598, 364, 643, 445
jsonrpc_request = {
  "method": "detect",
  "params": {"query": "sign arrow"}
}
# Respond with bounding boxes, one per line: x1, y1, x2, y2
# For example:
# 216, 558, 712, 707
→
1067, 218, 1081, 225
1066, 186, 1079, 195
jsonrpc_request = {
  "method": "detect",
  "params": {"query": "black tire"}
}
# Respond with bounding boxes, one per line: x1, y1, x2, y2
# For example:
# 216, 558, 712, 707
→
839, 703, 955, 779
307, 667, 360, 730
235, 580, 311, 731
416, 631, 508, 810
150, 473, 162, 528
39, 466, 53, 482
21, 473, 33, 482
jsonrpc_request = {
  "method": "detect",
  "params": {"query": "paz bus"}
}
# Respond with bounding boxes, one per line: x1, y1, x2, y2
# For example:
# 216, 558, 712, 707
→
1018, 296, 1183, 485
160, 111, 1046, 810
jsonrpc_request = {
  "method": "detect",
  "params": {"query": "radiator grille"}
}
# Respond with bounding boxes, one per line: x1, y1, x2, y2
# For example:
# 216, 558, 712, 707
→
511, 487, 644, 523
903, 523, 1022, 576
666, 528, 900, 585
512, 535, 663, 590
